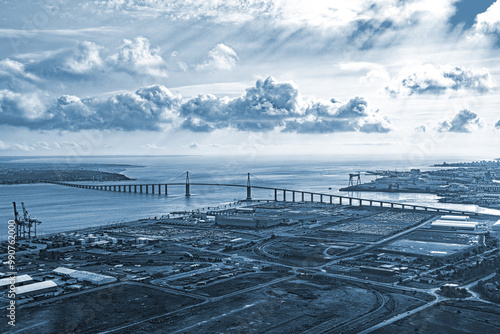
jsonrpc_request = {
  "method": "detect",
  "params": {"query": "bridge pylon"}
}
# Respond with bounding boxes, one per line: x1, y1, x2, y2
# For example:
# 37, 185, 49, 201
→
185, 171, 190, 197
246, 173, 252, 200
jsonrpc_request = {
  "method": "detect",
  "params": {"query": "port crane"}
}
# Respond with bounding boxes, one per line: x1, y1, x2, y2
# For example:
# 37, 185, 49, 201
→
12, 202, 42, 240
348, 173, 361, 187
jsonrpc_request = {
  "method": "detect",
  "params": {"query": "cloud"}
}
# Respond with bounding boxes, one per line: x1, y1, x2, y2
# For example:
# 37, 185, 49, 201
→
26, 42, 104, 79
143, 143, 163, 150
20, 37, 167, 81
437, 109, 483, 133
61, 41, 103, 75
180, 77, 391, 134
1, 76, 390, 134
0, 58, 40, 90
334, 97, 368, 118
189, 142, 199, 149
196, 44, 238, 71
415, 125, 426, 133
109, 36, 168, 77
472, 1, 500, 36
495, 120, 500, 129
386, 64, 496, 96
0, 85, 180, 131
91, 0, 457, 30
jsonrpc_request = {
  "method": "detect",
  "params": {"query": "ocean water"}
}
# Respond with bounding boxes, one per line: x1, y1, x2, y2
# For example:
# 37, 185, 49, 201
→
1, 155, 498, 236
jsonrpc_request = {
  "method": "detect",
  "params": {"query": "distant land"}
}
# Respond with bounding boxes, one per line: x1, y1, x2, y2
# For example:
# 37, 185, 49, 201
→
0, 163, 135, 184
341, 159, 500, 209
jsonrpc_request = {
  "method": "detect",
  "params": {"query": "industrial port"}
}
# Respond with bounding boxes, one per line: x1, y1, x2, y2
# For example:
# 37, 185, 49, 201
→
341, 160, 500, 209
2, 196, 500, 333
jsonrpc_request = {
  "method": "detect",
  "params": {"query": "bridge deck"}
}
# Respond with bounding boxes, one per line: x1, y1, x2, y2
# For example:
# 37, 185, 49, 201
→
47, 181, 478, 216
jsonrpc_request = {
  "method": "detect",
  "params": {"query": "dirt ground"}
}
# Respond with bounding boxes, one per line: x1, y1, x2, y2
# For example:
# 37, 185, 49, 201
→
117, 277, 402, 333
374, 300, 500, 334
1, 283, 203, 333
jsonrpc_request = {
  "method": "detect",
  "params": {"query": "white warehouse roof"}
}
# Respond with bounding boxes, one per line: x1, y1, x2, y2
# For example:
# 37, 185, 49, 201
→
0, 274, 32, 287
493, 220, 500, 231
440, 215, 469, 221
431, 220, 478, 230
53, 267, 76, 275
53, 267, 116, 285
16, 280, 57, 295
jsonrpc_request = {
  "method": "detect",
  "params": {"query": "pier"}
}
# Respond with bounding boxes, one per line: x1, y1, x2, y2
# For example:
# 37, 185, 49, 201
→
48, 172, 478, 216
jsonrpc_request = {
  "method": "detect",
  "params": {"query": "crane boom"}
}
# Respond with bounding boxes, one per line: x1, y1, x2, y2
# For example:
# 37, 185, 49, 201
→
21, 202, 29, 221
12, 202, 19, 222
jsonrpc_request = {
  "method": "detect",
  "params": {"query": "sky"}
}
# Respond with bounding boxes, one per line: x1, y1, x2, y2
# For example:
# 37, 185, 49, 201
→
0, 0, 499, 160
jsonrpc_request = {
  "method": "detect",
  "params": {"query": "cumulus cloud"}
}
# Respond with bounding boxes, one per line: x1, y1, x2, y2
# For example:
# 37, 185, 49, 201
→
61, 41, 103, 75
25, 41, 105, 79
180, 77, 391, 134
109, 36, 168, 77
0, 85, 180, 131
196, 44, 238, 72
495, 120, 500, 129
19, 37, 167, 81
386, 64, 496, 96
472, 1, 500, 36
1, 76, 390, 134
437, 109, 483, 133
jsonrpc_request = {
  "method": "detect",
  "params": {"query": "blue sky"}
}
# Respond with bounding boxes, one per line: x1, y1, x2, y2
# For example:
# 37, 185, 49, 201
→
0, 0, 499, 159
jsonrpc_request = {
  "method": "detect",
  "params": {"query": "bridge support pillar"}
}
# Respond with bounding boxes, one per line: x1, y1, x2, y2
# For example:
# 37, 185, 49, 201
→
164, 184, 168, 196
330, 196, 332, 204
146, 185, 148, 194
310, 193, 313, 202
246, 173, 251, 200
283, 190, 286, 201
186, 171, 190, 197
301, 192, 304, 202
129, 185, 131, 192
340, 197, 343, 205
320, 194, 323, 203
391, 203, 394, 208
113, 186, 116, 191
140, 185, 142, 193
292, 191, 295, 202
152, 185, 155, 194
349, 198, 352, 205
380, 202, 383, 207
274, 189, 277, 201
370, 200, 373, 206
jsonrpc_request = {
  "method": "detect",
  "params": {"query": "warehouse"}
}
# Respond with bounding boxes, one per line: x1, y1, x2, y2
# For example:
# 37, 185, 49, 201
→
440, 215, 469, 221
53, 267, 117, 285
216, 215, 282, 229
15, 280, 58, 298
0, 274, 32, 290
431, 220, 478, 231
493, 220, 500, 231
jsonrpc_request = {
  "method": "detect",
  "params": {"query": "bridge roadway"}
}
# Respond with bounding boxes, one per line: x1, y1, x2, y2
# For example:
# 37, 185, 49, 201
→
49, 182, 477, 215
47, 181, 478, 216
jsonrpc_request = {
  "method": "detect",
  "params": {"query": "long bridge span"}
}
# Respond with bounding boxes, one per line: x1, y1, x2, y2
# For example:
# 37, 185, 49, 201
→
48, 172, 478, 216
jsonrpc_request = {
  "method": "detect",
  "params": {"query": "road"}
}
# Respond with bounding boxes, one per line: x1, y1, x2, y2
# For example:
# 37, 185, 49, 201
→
359, 272, 498, 333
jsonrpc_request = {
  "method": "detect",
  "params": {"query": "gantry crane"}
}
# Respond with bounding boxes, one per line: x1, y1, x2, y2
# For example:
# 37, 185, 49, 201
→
12, 202, 42, 240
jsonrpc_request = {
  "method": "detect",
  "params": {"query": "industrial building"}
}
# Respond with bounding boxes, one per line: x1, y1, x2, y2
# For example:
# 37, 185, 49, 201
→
431, 220, 478, 231
53, 267, 117, 285
215, 215, 282, 229
440, 215, 469, 221
493, 220, 500, 231
15, 280, 57, 298
0, 274, 32, 290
